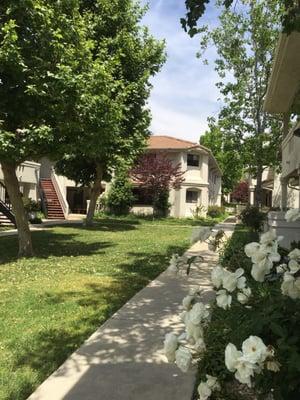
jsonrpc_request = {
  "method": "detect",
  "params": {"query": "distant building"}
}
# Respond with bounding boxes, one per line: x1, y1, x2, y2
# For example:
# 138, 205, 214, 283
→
0, 135, 222, 222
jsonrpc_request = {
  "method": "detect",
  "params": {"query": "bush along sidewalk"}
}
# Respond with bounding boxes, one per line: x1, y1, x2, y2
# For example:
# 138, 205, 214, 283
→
162, 209, 300, 400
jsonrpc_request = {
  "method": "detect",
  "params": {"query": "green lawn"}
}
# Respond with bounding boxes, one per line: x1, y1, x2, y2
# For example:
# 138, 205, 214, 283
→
0, 219, 192, 400
0, 226, 13, 232
94, 213, 228, 226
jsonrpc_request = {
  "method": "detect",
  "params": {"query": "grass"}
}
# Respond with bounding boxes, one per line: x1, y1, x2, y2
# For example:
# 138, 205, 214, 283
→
94, 213, 229, 227
0, 226, 13, 232
0, 218, 194, 400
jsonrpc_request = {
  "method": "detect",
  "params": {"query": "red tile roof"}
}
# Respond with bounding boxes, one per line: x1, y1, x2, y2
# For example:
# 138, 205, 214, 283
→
148, 135, 203, 150
147, 135, 222, 175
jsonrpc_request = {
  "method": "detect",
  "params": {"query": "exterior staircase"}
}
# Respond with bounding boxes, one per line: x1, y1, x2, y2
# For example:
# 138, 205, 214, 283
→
40, 179, 65, 220
0, 200, 16, 227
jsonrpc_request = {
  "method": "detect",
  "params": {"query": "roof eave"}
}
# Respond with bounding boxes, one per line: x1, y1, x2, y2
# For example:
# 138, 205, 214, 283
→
264, 32, 300, 114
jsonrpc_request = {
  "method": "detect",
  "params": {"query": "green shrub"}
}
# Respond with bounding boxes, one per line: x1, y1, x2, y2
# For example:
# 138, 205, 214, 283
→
195, 228, 300, 400
207, 205, 225, 218
23, 198, 41, 212
240, 205, 266, 232
153, 190, 170, 217
29, 217, 42, 224
106, 170, 135, 216
220, 225, 258, 273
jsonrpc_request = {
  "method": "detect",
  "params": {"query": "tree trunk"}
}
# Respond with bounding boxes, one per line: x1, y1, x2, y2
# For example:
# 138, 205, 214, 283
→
85, 163, 103, 227
255, 164, 263, 208
1, 162, 33, 257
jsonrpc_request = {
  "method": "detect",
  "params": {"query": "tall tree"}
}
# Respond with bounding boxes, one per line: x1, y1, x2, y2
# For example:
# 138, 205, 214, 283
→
197, 0, 283, 206
56, 0, 165, 226
0, 0, 90, 256
181, 0, 300, 36
200, 121, 243, 195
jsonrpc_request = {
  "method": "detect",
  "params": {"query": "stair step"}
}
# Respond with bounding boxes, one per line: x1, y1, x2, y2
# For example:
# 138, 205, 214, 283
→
40, 179, 65, 220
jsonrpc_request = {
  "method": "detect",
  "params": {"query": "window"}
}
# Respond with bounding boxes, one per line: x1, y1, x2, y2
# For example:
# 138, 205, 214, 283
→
186, 190, 199, 203
132, 188, 153, 205
187, 153, 200, 167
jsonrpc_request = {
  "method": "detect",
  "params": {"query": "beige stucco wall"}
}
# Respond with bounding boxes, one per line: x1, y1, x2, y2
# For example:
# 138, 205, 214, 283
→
0, 161, 40, 202
136, 149, 221, 218
272, 173, 299, 209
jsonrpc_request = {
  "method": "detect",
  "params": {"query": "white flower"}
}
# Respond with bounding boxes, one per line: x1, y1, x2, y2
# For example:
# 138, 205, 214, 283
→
195, 337, 206, 353
237, 287, 251, 304
184, 312, 204, 342
189, 302, 210, 325
281, 272, 300, 299
182, 295, 194, 310
285, 208, 300, 222
266, 360, 281, 372
242, 336, 268, 364
260, 230, 277, 245
175, 346, 193, 372
206, 375, 220, 390
234, 357, 256, 387
197, 382, 211, 400
211, 265, 225, 288
276, 263, 287, 274
225, 343, 242, 372
288, 248, 300, 261
216, 290, 232, 309
288, 259, 300, 274
189, 287, 200, 296
251, 258, 273, 282
245, 242, 260, 258
197, 375, 220, 400
222, 268, 245, 292
222, 271, 237, 292
163, 333, 179, 362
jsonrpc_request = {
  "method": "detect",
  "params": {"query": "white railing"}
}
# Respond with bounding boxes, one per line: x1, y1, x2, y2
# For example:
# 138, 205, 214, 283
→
51, 169, 69, 218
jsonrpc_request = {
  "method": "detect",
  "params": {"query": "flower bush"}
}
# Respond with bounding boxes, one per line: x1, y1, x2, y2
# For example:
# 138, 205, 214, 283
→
163, 210, 300, 400
240, 205, 267, 232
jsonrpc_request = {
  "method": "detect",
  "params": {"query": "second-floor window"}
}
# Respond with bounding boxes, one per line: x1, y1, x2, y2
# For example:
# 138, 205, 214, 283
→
187, 153, 200, 167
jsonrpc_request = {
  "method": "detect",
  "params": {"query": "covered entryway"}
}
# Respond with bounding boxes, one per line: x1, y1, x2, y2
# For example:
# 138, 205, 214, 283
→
67, 187, 91, 214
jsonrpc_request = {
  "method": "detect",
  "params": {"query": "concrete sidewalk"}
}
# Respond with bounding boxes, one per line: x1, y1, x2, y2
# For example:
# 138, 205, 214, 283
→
27, 220, 236, 400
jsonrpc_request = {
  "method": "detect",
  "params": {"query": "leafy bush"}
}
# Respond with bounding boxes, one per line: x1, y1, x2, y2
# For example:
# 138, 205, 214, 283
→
240, 205, 266, 232
207, 205, 225, 218
195, 229, 300, 400
29, 217, 42, 224
106, 170, 135, 216
153, 190, 171, 217
23, 198, 41, 212
220, 226, 258, 273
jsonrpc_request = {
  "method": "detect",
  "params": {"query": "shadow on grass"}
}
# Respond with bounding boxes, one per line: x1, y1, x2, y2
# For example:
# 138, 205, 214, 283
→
10, 243, 187, 400
0, 230, 113, 265
43, 219, 140, 231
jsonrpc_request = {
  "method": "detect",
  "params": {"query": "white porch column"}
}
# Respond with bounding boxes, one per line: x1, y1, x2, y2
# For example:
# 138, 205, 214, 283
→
249, 188, 255, 205
280, 177, 288, 210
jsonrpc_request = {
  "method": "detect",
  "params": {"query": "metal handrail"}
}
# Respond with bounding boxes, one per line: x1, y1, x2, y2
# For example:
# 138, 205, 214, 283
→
0, 199, 16, 227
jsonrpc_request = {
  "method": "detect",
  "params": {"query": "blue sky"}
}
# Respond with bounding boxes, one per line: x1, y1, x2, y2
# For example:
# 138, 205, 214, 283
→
141, 0, 221, 143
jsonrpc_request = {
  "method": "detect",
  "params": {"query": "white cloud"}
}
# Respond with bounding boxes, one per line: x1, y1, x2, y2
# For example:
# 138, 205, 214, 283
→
141, 0, 222, 142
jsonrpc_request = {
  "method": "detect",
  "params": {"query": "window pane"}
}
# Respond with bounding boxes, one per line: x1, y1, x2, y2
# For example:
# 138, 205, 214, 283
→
186, 190, 198, 203
187, 154, 199, 167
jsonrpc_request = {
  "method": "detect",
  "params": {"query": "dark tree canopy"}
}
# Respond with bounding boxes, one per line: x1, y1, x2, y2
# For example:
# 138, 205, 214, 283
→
182, 0, 300, 37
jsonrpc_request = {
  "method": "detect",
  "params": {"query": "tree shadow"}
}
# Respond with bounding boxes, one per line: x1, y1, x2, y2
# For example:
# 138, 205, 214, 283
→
9, 243, 188, 400
44, 219, 140, 232
0, 230, 113, 264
